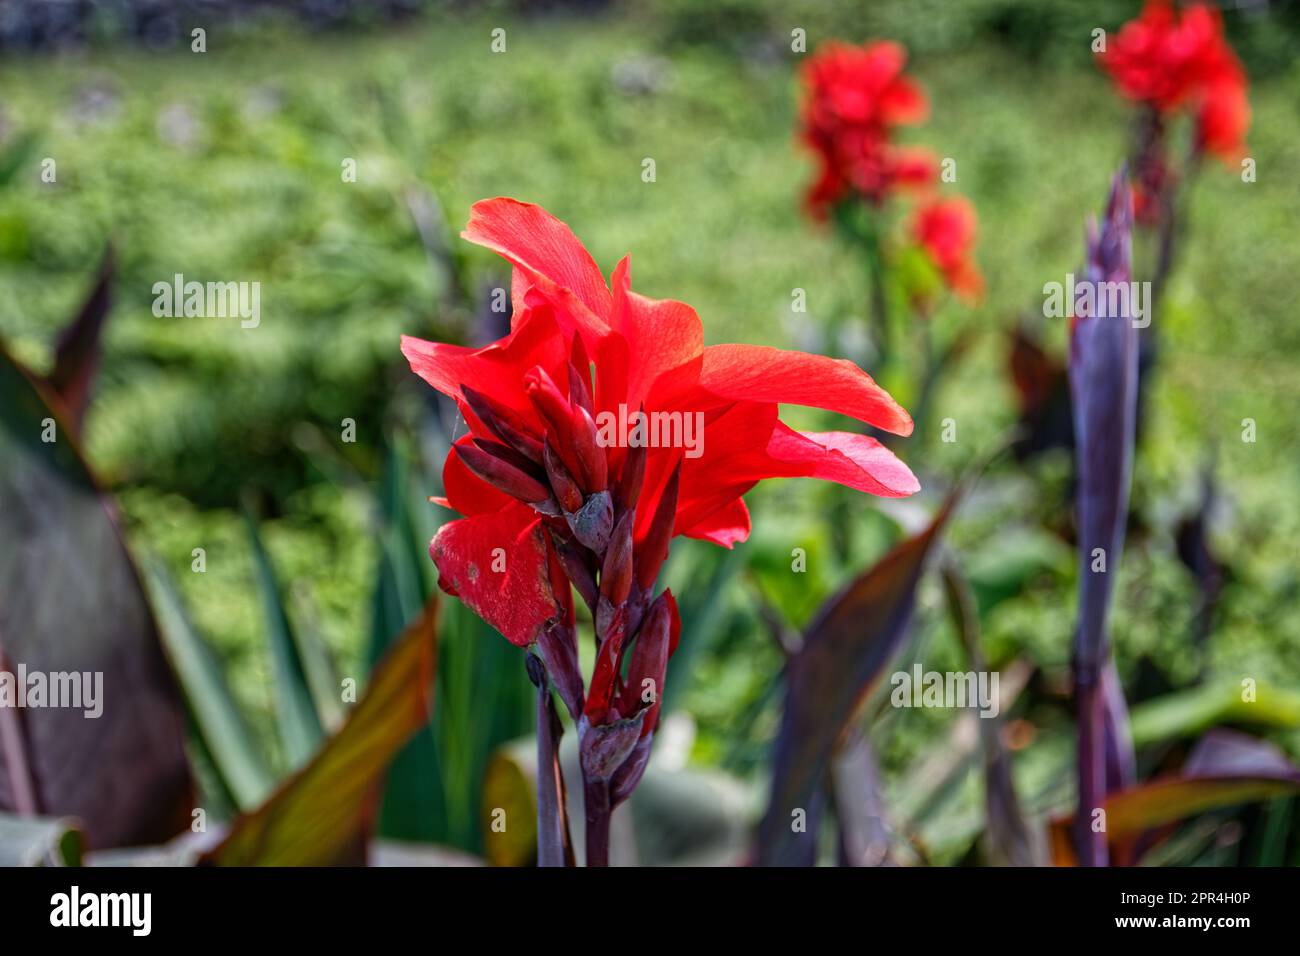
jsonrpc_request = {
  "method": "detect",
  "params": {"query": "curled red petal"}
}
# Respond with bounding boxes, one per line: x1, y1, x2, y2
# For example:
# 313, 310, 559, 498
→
766, 423, 920, 498
680, 497, 751, 548
463, 197, 613, 323
688, 344, 913, 436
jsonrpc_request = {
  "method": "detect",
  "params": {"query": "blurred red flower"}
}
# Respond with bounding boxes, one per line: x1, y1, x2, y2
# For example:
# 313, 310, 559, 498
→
1098, 0, 1249, 162
911, 196, 983, 302
799, 40, 936, 215
401, 198, 918, 667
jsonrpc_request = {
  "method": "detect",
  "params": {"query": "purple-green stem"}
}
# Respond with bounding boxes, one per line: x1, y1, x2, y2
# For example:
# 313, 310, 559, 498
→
534, 676, 572, 867
583, 776, 612, 867
1074, 669, 1109, 867
862, 219, 891, 366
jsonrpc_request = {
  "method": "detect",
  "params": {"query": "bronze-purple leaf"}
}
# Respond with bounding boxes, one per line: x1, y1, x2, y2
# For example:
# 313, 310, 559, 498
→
0, 345, 192, 850
756, 488, 960, 866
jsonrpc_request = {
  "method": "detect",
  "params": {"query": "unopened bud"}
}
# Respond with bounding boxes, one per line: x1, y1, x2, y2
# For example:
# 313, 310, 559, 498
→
634, 461, 680, 590
461, 384, 543, 462
600, 510, 635, 606
615, 432, 646, 508
536, 621, 584, 720
526, 367, 584, 479
610, 733, 653, 806
572, 405, 608, 491
544, 441, 584, 513
551, 532, 598, 610
569, 490, 613, 553
454, 442, 550, 504
578, 712, 645, 782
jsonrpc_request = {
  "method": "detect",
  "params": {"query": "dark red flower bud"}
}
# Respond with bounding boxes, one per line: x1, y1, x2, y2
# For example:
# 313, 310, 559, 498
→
568, 334, 594, 414
453, 441, 551, 505
615, 428, 646, 509
634, 461, 680, 590
600, 510, 635, 607
472, 436, 545, 482
610, 733, 653, 807
584, 606, 627, 724
620, 590, 673, 735
525, 367, 584, 479
578, 712, 645, 782
537, 620, 584, 721
460, 384, 543, 463
568, 489, 613, 554
551, 530, 598, 611
572, 404, 608, 492
543, 441, 584, 514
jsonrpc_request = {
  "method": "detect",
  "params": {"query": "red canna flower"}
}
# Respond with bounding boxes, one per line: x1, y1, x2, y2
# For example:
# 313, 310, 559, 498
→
403, 197, 916, 650
1098, 0, 1249, 163
911, 196, 983, 303
401, 199, 918, 856
799, 40, 936, 216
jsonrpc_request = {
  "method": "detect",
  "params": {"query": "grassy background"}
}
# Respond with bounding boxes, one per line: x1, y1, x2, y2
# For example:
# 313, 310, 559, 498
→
1, 1, 1298, 816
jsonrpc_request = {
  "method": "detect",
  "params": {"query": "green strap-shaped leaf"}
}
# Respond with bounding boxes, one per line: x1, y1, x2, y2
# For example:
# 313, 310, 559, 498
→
243, 510, 324, 770
144, 558, 275, 809
202, 597, 439, 866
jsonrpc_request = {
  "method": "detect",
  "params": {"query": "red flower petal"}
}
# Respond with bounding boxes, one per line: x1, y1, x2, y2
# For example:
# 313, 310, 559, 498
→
688, 344, 913, 435
766, 423, 920, 498
400, 304, 569, 426
680, 497, 751, 548
429, 502, 564, 647
462, 197, 613, 322
610, 258, 705, 411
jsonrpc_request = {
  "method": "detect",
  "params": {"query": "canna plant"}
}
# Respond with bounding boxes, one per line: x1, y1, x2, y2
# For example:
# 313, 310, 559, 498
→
400, 197, 920, 865
797, 39, 981, 369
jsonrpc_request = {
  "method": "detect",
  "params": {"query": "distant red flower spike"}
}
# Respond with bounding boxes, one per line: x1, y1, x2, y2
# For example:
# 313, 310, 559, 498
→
798, 40, 935, 215
1098, 0, 1249, 166
911, 196, 984, 303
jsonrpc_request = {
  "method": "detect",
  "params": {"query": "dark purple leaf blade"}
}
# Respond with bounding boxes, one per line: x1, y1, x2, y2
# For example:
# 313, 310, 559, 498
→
833, 729, 895, 866
756, 489, 959, 866
44, 247, 114, 436
1069, 171, 1139, 866
940, 558, 1042, 865
0, 345, 193, 849
201, 597, 439, 866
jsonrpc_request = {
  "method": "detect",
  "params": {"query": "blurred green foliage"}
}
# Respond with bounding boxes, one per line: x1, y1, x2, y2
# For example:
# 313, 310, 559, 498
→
1, 0, 1298, 860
